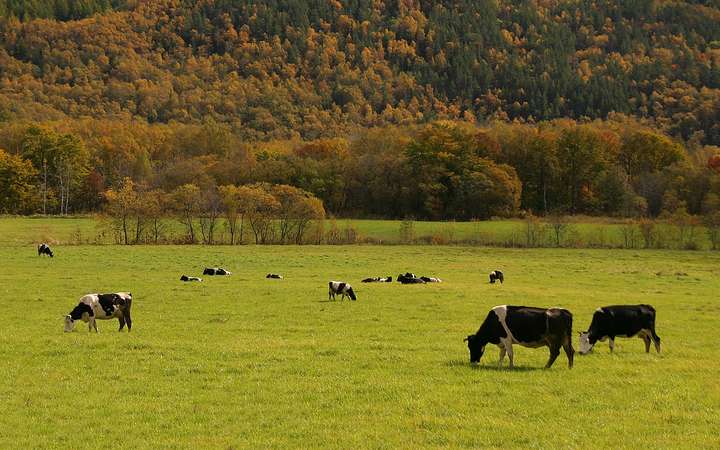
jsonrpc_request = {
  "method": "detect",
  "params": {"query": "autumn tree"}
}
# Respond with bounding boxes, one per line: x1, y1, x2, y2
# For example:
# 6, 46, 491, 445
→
0, 149, 37, 213
170, 184, 201, 243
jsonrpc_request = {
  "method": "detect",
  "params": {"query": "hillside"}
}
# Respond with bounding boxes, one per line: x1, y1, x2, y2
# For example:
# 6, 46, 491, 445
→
1, 0, 720, 143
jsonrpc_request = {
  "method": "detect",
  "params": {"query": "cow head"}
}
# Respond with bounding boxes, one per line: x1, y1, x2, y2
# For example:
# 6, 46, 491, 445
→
347, 287, 357, 301
578, 332, 593, 354
64, 315, 75, 332
464, 335, 485, 363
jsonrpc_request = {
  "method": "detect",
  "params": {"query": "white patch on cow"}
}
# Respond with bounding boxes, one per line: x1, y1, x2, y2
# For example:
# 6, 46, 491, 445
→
492, 305, 516, 343
608, 338, 615, 353
578, 332, 593, 354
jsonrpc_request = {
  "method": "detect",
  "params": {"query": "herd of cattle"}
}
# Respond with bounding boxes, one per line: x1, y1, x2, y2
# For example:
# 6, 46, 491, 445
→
42, 243, 662, 369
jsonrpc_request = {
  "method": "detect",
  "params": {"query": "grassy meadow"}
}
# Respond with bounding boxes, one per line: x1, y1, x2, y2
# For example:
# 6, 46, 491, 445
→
0, 242, 718, 448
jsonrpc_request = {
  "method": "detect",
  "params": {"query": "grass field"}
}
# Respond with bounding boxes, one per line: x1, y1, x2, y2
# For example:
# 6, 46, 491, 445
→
0, 244, 718, 448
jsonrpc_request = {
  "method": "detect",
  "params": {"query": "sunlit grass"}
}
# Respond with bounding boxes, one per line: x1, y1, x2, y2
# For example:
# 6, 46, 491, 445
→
0, 245, 718, 448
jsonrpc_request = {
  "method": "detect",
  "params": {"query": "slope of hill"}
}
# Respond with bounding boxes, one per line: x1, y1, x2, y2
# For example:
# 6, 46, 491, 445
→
1, 0, 720, 143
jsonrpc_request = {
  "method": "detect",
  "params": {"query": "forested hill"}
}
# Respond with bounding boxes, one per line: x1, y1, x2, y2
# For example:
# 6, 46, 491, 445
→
2, 0, 720, 143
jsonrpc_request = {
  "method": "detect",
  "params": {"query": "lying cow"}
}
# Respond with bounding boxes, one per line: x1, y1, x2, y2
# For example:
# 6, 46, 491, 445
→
180, 275, 202, 282
38, 243, 53, 257
329, 281, 357, 301
489, 270, 504, 284
362, 276, 392, 283
465, 305, 574, 369
203, 267, 232, 276
64, 292, 133, 332
397, 273, 425, 284
579, 305, 661, 354
266, 273, 283, 279
420, 276, 442, 283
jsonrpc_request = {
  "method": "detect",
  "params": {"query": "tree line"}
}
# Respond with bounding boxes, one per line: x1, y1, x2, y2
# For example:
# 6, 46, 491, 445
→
0, 117, 719, 229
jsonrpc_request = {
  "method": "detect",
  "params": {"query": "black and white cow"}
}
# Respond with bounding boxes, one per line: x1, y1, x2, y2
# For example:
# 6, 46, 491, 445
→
328, 281, 357, 301
465, 305, 574, 369
266, 273, 283, 279
38, 243, 53, 257
578, 305, 661, 354
203, 267, 232, 275
397, 273, 425, 284
362, 276, 392, 283
420, 276, 442, 283
180, 275, 202, 282
64, 292, 132, 332
489, 270, 504, 284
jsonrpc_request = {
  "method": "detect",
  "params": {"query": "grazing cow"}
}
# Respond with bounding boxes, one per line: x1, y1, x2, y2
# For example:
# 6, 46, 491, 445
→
465, 305, 574, 369
180, 275, 202, 282
489, 270, 504, 284
420, 276, 442, 283
579, 305, 661, 354
38, 243, 53, 257
266, 273, 283, 279
328, 281, 357, 301
203, 267, 232, 276
64, 292, 133, 332
362, 276, 392, 283
397, 273, 425, 284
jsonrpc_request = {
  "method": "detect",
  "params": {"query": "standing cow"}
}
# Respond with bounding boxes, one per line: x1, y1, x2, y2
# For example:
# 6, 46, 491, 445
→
328, 281, 357, 301
64, 292, 133, 332
38, 243, 53, 257
489, 270, 504, 284
465, 305, 574, 369
578, 305, 661, 354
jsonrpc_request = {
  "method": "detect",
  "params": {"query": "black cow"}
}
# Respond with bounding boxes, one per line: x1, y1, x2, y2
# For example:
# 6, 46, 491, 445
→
329, 281, 357, 301
465, 305, 575, 369
180, 275, 202, 282
397, 273, 425, 284
266, 273, 283, 279
203, 267, 232, 276
420, 276, 442, 283
362, 276, 392, 283
489, 270, 504, 284
579, 305, 661, 354
38, 243, 53, 257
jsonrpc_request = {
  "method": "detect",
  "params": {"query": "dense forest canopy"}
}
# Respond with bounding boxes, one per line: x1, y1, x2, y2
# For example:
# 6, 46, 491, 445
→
2, 0, 720, 142
0, 1, 719, 226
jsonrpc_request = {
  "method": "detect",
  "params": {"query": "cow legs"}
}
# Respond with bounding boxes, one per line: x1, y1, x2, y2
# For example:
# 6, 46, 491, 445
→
90, 318, 98, 333
498, 346, 506, 368
650, 329, 661, 353
125, 312, 132, 332
608, 338, 615, 353
545, 344, 561, 369
642, 334, 651, 353
563, 337, 574, 369
118, 316, 126, 331
503, 340, 514, 369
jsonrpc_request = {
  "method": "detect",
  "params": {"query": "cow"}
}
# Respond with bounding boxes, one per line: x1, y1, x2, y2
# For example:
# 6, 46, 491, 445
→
464, 305, 574, 369
578, 305, 661, 354
362, 276, 392, 283
397, 273, 425, 284
180, 275, 202, 282
328, 281, 357, 301
64, 292, 132, 333
38, 243, 53, 257
203, 267, 232, 275
420, 276, 442, 283
489, 270, 504, 284
266, 273, 283, 279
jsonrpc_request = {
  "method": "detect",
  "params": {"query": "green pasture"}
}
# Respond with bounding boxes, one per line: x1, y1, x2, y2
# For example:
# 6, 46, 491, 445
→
0, 244, 718, 448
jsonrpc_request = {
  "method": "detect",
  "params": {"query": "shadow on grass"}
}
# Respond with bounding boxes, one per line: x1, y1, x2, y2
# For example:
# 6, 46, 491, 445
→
445, 358, 543, 372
